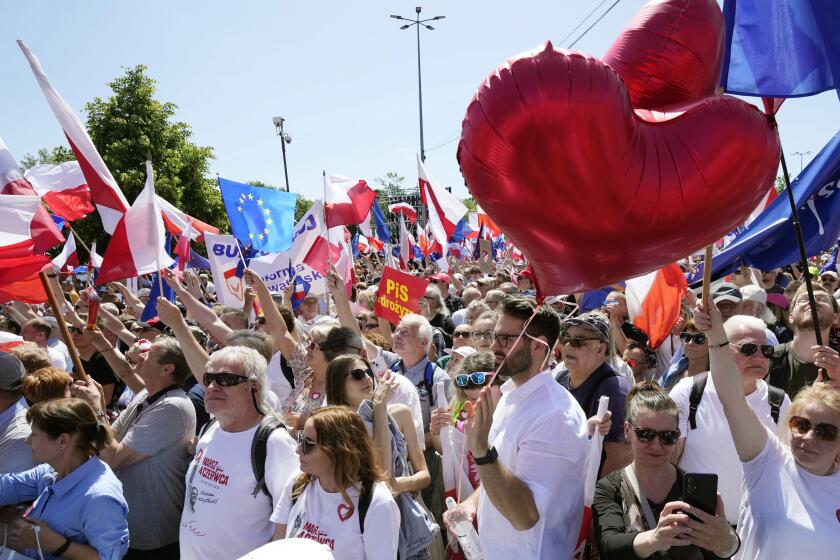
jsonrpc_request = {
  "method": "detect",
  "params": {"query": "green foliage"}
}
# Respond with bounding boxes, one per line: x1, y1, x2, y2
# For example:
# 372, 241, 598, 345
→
462, 197, 477, 212
20, 146, 76, 169
373, 171, 406, 197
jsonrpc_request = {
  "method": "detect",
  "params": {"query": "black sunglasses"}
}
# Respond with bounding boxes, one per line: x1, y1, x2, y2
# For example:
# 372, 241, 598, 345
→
559, 335, 603, 348
307, 341, 327, 352
679, 332, 707, 345
203, 371, 251, 388
297, 432, 318, 454
452, 331, 473, 339
455, 372, 488, 388
349, 368, 374, 381
731, 343, 774, 358
364, 323, 378, 330
630, 423, 681, 445
69, 327, 83, 335
789, 416, 838, 442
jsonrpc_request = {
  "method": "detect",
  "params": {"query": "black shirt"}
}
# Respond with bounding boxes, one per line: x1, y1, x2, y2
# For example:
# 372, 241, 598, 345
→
79, 352, 122, 409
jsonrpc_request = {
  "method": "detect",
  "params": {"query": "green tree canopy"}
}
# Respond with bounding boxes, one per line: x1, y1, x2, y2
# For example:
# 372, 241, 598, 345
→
20, 146, 75, 169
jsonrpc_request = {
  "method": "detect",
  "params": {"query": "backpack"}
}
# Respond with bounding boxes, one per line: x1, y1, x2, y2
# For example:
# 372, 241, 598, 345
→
198, 413, 286, 501
292, 478, 375, 534
391, 360, 440, 408
688, 372, 784, 430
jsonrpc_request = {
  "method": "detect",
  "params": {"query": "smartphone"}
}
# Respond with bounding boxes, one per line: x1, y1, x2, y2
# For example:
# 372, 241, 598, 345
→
682, 473, 717, 521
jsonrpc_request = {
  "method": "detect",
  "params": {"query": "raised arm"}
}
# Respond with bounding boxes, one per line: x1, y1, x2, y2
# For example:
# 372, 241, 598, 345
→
243, 269, 297, 359
155, 297, 209, 385
163, 269, 232, 343
97, 305, 138, 347
693, 301, 767, 461
110, 282, 145, 317
85, 329, 144, 394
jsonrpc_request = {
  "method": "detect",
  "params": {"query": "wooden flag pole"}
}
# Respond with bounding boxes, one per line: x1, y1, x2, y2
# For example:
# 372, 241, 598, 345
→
39, 271, 87, 380
702, 245, 714, 308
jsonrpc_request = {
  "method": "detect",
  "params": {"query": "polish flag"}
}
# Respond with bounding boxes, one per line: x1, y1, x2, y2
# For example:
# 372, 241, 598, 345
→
96, 162, 174, 284
0, 332, 25, 352
18, 40, 129, 234
417, 223, 429, 257
52, 234, 78, 270
324, 174, 376, 228
573, 397, 610, 559
476, 206, 501, 238
302, 234, 343, 276
0, 194, 53, 287
157, 195, 219, 242
0, 137, 64, 253
24, 161, 94, 222
418, 156, 467, 247
0, 275, 49, 305
626, 263, 688, 349
389, 202, 417, 225
174, 220, 194, 272
398, 217, 415, 270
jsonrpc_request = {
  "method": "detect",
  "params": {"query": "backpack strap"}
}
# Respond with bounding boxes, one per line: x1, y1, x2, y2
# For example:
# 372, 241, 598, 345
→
357, 479, 375, 534
424, 361, 438, 407
197, 416, 216, 439
767, 384, 786, 424
250, 414, 286, 500
688, 372, 709, 430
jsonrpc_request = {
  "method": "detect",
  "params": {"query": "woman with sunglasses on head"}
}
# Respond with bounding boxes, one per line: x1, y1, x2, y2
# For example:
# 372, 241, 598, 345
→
271, 406, 400, 560
326, 355, 439, 559
593, 382, 739, 559
283, 323, 337, 431
660, 320, 711, 391
669, 314, 790, 528
694, 301, 840, 559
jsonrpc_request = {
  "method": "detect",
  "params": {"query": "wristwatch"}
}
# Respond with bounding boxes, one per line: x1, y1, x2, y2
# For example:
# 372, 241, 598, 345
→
53, 537, 72, 557
474, 446, 498, 465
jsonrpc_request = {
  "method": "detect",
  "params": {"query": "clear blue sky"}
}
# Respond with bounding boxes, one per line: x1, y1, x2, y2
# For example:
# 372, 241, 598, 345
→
1, 1, 837, 204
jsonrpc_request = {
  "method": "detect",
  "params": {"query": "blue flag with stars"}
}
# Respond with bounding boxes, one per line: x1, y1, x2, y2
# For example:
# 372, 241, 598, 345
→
219, 178, 297, 253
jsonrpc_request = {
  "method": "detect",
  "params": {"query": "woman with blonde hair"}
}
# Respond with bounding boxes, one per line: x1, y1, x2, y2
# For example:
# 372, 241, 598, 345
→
0, 398, 128, 559
694, 301, 840, 559
271, 406, 400, 559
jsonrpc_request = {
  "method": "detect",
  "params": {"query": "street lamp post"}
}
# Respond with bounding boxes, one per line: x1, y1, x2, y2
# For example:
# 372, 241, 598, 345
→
391, 7, 445, 163
273, 116, 292, 191
792, 150, 812, 174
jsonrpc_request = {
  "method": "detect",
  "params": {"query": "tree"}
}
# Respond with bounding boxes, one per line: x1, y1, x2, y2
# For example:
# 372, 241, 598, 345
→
20, 146, 76, 169
374, 171, 406, 198
462, 197, 478, 212
246, 180, 313, 223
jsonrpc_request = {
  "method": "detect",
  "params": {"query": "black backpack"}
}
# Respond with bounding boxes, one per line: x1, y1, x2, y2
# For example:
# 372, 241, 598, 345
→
688, 372, 785, 430
292, 479, 375, 533
198, 414, 286, 501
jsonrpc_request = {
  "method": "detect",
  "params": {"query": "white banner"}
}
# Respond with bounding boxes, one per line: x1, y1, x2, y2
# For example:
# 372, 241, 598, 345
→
204, 233, 247, 307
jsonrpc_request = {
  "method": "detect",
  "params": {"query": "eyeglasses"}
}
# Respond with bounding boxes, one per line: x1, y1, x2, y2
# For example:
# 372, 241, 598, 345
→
472, 330, 494, 341
558, 335, 603, 348
364, 323, 378, 330
349, 368, 374, 381
731, 343, 774, 358
455, 372, 490, 388
203, 371, 251, 388
429, 279, 440, 284
679, 332, 707, 345
492, 332, 522, 348
297, 432, 318, 454
820, 276, 837, 284
629, 424, 681, 445
307, 341, 327, 352
69, 327, 83, 335
452, 331, 473, 339
788, 415, 838, 442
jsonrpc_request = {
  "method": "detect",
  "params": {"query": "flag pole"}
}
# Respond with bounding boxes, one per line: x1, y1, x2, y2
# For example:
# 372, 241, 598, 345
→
702, 246, 713, 308
322, 171, 331, 257
39, 271, 87, 380
770, 116, 828, 379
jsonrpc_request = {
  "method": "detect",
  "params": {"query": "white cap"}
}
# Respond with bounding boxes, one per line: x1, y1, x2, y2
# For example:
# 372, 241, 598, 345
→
444, 346, 478, 358
740, 285, 775, 324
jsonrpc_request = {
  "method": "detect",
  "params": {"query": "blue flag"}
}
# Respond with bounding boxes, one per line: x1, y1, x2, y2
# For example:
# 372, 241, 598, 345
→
141, 271, 176, 321
698, 129, 840, 282
371, 196, 391, 242
450, 218, 473, 243
820, 243, 839, 274
351, 232, 361, 258
721, 0, 840, 98
188, 248, 211, 270
219, 178, 297, 253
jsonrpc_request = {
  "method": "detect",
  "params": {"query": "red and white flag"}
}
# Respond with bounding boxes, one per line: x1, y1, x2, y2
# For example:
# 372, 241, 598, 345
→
477, 205, 501, 238
52, 234, 78, 270
573, 397, 610, 559
626, 263, 688, 349
0, 332, 25, 352
24, 160, 94, 222
324, 174, 376, 228
174, 220, 194, 272
398, 217, 415, 270
96, 162, 174, 284
418, 156, 467, 247
389, 202, 417, 225
0, 137, 64, 253
157, 195, 219, 242
89, 241, 104, 269
18, 40, 129, 234
0, 194, 54, 288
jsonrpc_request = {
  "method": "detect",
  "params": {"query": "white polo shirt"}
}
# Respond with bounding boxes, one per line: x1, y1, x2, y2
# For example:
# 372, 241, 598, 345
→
477, 371, 588, 559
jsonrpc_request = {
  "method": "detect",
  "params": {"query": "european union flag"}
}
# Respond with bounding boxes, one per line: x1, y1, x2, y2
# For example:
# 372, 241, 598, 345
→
721, 0, 840, 98
219, 178, 297, 253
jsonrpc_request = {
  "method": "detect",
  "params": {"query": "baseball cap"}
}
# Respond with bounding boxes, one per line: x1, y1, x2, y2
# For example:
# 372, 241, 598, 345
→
766, 293, 790, 310
711, 282, 742, 304
0, 352, 26, 391
444, 346, 478, 358
562, 312, 610, 342
430, 273, 451, 284
740, 285, 776, 324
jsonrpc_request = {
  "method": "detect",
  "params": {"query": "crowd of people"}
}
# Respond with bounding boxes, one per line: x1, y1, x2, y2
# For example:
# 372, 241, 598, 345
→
0, 255, 838, 559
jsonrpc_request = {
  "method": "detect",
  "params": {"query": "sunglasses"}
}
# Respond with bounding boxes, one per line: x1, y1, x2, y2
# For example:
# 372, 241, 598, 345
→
789, 415, 838, 442
455, 372, 489, 388
297, 432, 318, 454
452, 331, 473, 339
731, 343, 774, 358
307, 341, 327, 352
349, 368, 374, 381
203, 371, 251, 388
679, 332, 707, 345
559, 335, 603, 348
364, 323, 378, 330
630, 424, 681, 446
69, 327, 83, 335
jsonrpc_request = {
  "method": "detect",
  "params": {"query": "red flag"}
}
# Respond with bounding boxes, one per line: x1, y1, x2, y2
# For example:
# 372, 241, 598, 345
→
324, 174, 376, 228
0, 275, 48, 304
25, 161, 94, 222
302, 235, 342, 276
175, 220, 194, 272
626, 263, 688, 349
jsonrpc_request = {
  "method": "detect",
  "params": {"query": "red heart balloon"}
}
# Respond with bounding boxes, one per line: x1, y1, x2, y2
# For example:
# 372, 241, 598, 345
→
457, 0, 780, 295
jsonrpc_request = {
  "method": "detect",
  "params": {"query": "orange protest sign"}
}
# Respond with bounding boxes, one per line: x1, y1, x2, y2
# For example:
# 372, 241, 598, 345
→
374, 266, 429, 324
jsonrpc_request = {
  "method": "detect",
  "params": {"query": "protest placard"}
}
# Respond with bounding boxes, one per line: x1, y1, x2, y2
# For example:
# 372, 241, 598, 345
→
374, 266, 429, 324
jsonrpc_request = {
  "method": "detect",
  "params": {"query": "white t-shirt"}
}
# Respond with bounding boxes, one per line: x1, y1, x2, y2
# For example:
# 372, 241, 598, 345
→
736, 429, 840, 559
370, 352, 424, 450
46, 346, 67, 369
671, 375, 790, 524
267, 352, 293, 405
179, 421, 299, 560
271, 476, 400, 560
48, 337, 73, 371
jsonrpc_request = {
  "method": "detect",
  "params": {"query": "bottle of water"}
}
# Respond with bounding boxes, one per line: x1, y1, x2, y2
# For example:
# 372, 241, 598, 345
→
445, 497, 484, 560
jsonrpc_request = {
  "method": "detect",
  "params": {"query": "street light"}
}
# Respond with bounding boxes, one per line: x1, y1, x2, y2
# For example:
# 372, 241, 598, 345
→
272, 116, 292, 192
792, 150, 812, 174
391, 7, 445, 163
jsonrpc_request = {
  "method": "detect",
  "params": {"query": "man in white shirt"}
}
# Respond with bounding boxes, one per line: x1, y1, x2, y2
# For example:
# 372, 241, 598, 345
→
671, 314, 791, 525
20, 318, 67, 369
179, 346, 299, 560
444, 297, 588, 559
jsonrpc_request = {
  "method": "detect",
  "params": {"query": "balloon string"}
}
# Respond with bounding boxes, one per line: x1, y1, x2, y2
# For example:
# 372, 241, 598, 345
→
453, 305, 543, 503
